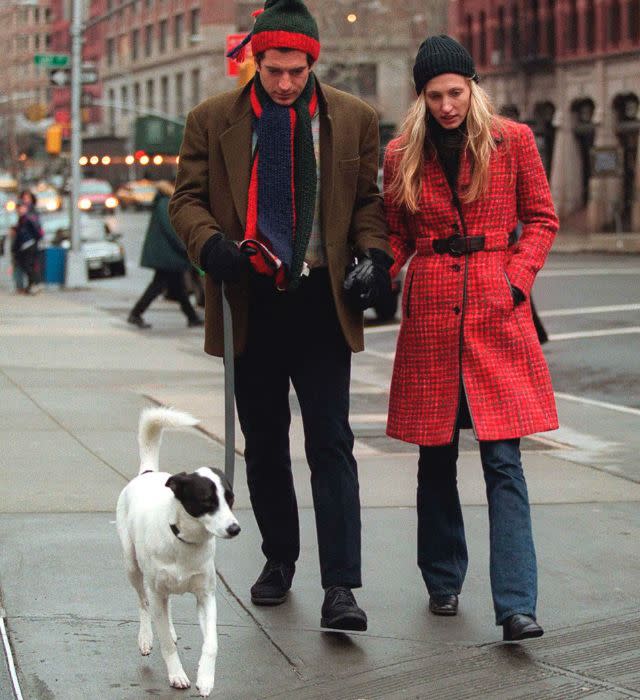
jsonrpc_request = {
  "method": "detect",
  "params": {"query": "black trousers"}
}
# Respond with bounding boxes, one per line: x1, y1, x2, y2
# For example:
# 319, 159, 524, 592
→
234, 269, 362, 589
131, 269, 198, 321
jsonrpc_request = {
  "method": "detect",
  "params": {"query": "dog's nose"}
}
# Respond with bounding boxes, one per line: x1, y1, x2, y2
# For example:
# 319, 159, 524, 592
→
226, 523, 241, 537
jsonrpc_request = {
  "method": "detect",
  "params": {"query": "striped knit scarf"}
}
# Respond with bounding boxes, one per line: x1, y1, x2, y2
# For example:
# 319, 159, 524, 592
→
241, 73, 318, 290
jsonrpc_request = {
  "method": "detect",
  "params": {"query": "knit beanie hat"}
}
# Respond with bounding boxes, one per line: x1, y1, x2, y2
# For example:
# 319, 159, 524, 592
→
228, 0, 320, 64
413, 35, 478, 96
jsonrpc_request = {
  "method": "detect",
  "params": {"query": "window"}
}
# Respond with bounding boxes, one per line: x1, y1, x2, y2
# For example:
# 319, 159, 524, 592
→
131, 29, 139, 61
479, 11, 487, 65
566, 0, 578, 52
586, 0, 596, 50
511, 5, 520, 59
176, 73, 184, 115
109, 88, 116, 133
161, 75, 169, 114
134, 82, 141, 110
145, 24, 153, 57
121, 85, 128, 114
630, 0, 640, 41
174, 13, 183, 49
608, 0, 621, 45
320, 63, 377, 99
107, 37, 115, 66
190, 8, 200, 37
191, 68, 200, 106
146, 79, 154, 110
159, 19, 167, 53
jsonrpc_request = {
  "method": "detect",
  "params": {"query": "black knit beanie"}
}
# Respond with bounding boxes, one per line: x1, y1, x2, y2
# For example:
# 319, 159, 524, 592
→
413, 35, 478, 96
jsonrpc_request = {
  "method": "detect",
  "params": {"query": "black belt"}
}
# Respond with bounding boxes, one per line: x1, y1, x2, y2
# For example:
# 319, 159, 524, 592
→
432, 234, 486, 257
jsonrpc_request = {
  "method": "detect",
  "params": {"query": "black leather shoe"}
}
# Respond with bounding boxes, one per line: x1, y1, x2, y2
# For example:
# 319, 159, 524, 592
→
127, 313, 151, 329
502, 614, 544, 641
321, 586, 368, 631
250, 561, 295, 606
428, 594, 459, 616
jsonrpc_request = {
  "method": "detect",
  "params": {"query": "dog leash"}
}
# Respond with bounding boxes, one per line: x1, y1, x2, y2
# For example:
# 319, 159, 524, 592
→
221, 281, 235, 489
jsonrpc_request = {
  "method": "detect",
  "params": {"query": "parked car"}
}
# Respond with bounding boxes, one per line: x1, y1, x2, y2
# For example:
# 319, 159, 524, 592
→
33, 183, 63, 213
0, 171, 18, 194
40, 212, 126, 278
115, 179, 157, 210
77, 178, 119, 214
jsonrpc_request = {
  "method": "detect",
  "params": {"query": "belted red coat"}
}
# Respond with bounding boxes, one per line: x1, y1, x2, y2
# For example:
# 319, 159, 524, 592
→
384, 119, 559, 446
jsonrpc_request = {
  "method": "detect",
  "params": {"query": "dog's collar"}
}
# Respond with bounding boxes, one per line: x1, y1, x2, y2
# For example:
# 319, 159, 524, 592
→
170, 523, 199, 545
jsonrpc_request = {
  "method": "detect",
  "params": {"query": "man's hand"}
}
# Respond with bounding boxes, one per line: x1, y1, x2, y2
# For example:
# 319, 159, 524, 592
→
200, 233, 249, 283
343, 248, 394, 311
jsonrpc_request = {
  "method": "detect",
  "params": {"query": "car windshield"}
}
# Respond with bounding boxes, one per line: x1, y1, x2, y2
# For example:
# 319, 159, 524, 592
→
132, 184, 156, 193
41, 215, 107, 242
80, 180, 112, 194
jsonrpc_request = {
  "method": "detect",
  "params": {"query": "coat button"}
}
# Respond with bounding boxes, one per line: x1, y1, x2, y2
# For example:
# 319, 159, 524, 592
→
451, 264, 461, 272
453, 306, 461, 314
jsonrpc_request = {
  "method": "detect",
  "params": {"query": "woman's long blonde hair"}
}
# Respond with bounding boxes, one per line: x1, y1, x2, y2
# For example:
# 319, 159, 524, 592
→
388, 79, 505, 212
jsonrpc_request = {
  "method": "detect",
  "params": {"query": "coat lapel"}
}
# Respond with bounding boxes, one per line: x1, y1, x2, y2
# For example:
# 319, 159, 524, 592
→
317, 83, 335, 244
220, 89, 253, 231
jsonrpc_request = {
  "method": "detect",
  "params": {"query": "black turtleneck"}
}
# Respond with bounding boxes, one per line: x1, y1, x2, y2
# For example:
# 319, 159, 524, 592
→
428, 116, 467, 194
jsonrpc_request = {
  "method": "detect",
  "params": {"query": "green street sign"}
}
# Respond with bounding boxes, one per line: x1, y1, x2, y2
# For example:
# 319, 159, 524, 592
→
34, 54, 70, 68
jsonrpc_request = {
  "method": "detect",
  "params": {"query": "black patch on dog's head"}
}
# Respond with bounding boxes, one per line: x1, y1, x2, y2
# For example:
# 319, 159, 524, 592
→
209, 468, 235, 509
165, 472, 220, 518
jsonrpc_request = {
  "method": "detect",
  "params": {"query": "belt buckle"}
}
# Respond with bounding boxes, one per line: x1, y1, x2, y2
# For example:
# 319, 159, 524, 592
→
448, 234, 465, 257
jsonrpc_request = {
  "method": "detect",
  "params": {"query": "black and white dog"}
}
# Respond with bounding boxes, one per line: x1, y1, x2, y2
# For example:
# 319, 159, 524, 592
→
116, 407, 240, 697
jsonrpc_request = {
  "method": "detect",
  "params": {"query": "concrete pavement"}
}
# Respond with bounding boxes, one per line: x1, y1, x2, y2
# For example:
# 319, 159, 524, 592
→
1, 285, 640, 699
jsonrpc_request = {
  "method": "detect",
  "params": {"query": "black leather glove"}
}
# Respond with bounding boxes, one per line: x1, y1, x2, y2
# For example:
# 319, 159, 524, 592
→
200, 233, 249, 283
343, 248, 394, 311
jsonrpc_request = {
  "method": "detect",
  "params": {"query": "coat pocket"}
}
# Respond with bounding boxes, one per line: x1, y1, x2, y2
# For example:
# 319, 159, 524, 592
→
338, 156, 360, 172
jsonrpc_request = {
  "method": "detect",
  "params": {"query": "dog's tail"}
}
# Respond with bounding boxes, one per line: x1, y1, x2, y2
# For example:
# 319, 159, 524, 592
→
138, 407, 199, 474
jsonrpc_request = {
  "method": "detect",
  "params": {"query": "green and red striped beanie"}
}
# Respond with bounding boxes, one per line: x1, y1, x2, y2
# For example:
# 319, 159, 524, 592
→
229, 0, 320, 63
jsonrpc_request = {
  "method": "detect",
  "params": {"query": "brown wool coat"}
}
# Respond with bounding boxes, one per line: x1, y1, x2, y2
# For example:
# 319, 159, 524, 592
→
169, 80, 390, 357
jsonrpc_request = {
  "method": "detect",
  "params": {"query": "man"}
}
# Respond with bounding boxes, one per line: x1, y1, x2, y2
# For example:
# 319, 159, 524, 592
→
169, 0, 391, 632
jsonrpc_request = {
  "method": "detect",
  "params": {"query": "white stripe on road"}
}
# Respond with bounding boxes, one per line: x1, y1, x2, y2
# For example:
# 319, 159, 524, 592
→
549, 326, 640, 341
555, 392, 640, 417
540, 268, 640, 277
1, 616, 24, 700
540, 303, 640, 317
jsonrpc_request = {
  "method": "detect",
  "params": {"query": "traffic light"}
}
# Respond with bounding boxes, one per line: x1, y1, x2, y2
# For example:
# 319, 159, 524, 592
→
45, 124, 63, 155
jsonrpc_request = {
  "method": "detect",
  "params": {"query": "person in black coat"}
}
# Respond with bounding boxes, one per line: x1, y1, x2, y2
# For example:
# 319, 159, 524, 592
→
128, 181, 203, 329
11, 201, 42, 294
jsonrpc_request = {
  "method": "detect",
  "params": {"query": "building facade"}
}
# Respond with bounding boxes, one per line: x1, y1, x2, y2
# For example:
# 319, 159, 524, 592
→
0, 0, 54, 172
450, 0, 640, 232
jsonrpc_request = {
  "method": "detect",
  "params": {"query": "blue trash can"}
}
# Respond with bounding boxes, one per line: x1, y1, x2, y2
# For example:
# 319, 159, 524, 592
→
44, 247, 66, 284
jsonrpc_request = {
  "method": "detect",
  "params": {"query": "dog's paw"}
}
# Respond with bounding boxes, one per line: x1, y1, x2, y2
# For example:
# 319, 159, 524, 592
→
196, 674, 215, 697
169, 671, 191, 689
138, 632, 153, 656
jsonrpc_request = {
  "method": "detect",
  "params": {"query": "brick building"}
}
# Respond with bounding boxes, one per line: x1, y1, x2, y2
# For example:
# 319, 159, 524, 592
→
450, 0, 640, 232
0, 0, 54, 171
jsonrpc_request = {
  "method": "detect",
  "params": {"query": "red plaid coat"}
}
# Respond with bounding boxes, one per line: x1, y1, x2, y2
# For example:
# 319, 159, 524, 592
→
384, 119, 559, 445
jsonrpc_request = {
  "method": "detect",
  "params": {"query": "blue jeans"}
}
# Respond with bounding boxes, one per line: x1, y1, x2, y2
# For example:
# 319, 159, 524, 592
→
417, 434, 538, 624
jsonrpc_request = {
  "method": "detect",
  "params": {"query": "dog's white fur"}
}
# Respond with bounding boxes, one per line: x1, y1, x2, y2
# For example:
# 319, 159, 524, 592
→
116, 407, 239, 696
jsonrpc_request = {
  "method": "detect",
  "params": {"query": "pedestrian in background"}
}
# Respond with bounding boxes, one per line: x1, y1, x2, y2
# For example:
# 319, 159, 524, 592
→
11, 201, 42, 294
170, 0, 391, 631
19, 190, 44, 288
127, 181, 203, 329
383, 35, 558, 640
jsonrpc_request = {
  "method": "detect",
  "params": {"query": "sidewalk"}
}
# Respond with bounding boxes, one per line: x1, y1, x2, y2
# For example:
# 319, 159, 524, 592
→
1, 287, 640, 700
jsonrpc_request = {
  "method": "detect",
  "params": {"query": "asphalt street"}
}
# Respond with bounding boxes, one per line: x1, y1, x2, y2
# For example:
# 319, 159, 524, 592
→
1, 209, 639, 699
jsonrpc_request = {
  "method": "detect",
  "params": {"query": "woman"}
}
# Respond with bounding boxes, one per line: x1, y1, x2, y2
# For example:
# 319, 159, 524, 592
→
383, 35, 558, 641
128, 181, 203, 329
11, 200, 42, 294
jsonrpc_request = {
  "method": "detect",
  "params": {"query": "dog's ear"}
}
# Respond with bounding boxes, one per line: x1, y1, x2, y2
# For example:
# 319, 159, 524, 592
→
166, 472, 189, 497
